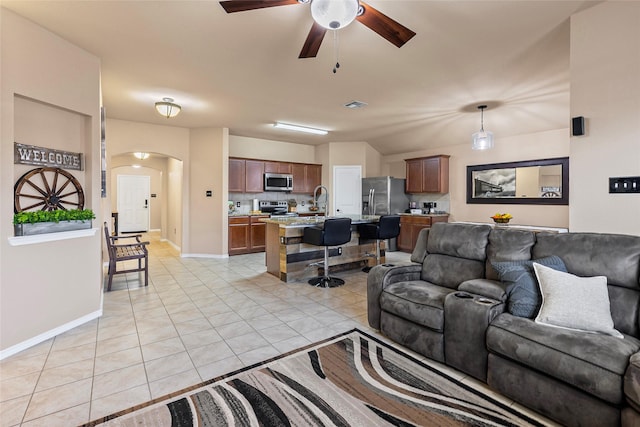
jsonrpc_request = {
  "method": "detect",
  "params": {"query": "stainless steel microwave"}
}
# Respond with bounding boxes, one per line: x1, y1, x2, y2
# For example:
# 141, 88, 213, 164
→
264, 173, 293, 192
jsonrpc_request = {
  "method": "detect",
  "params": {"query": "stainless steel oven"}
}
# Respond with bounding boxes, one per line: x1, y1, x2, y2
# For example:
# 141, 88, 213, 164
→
264, 173, 293, 192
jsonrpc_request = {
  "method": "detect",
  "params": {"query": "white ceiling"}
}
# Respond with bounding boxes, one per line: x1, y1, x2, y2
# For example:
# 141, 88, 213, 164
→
2, 0, 596, 155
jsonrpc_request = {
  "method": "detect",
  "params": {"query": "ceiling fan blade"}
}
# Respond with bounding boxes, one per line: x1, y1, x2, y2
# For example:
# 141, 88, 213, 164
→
220, 0, 300, 14
299, 21, 327, 58
356, 1, 416, 48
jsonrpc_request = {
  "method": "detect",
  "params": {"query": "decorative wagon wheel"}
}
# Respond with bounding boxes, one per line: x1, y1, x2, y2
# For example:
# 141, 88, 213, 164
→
14, 167, 84, 213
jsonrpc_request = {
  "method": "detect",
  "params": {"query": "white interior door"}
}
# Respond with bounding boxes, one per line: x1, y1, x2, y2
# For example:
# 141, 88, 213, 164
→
117, 175, 150, 232
333, 166, 362, 216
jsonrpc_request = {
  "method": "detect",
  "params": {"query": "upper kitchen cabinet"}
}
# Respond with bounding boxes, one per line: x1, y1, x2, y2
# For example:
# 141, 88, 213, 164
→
306, 164, 322, 192
229, 158, 246, 192
291, 163, 322, 194
405, 155, 450, 193
229, 158, 265, 193
265, 161, 292, 174
230, 157, 321, 194
245, 160, 265, 192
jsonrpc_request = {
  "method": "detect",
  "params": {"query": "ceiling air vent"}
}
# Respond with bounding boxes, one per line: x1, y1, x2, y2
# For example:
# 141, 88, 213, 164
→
344, 100, 368, 109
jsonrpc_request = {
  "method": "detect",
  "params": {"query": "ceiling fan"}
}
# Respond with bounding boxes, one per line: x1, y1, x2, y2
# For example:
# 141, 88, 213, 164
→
219, 0, 416, 58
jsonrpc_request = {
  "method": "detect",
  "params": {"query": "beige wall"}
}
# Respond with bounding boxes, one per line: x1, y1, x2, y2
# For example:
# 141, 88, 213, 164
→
188, 128, 229, 256
317, 141, 383, 201
166, 157, 183, 249
570, 2, 640, 235
365, 143, 382, 178
1, 9, 102, 355
230, 135, 316, 163
383, 129, 570, 228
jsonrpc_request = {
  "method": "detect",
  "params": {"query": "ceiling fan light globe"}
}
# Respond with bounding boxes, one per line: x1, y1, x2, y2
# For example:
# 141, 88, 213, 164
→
311, 0, 359, 30
472, 130, 494, 150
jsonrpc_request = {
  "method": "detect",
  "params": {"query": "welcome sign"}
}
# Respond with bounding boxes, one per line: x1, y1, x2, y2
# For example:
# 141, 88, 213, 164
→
14, 142, 83, 171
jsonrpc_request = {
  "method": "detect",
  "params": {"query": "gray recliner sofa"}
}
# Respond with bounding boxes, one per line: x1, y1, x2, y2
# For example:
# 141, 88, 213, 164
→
367, 222, 640, 426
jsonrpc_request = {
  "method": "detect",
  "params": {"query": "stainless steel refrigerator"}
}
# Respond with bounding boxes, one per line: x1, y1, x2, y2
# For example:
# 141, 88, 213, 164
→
362, 177, 409, 251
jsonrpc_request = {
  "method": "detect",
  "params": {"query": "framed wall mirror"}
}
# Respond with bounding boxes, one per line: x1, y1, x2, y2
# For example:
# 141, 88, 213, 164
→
467, 157, 569, 205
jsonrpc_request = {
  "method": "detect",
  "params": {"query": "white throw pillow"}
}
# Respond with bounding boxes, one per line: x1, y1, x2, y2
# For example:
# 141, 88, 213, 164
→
533, 263, 623, 338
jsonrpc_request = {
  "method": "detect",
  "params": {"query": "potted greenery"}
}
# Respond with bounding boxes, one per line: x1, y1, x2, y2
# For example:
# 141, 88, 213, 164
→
13, 209, 96, 236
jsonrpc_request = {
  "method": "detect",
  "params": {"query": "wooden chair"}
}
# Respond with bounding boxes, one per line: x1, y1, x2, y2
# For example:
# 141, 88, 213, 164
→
103, 222, 149, 291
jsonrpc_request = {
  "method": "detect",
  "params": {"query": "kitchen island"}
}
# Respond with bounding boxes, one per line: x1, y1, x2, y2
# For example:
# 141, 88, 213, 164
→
260, 215, 383, 283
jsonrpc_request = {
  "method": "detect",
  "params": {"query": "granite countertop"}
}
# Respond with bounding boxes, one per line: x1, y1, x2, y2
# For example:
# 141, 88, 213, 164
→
259, 215, 379, 228
228, 212, 265, 217
228, 211, 324, 217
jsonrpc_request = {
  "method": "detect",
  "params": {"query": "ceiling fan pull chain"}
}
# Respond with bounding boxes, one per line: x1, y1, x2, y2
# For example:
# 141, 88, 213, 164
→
333, 30, 340, 74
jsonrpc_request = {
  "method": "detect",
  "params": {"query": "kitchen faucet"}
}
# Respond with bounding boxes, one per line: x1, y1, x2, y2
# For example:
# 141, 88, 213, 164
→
313, 185, 329, 215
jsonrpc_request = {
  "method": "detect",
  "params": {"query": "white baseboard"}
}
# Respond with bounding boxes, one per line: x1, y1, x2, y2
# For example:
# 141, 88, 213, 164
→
181, 253, 229, 259
165, 240, 180, 251
0, 309, 103, 360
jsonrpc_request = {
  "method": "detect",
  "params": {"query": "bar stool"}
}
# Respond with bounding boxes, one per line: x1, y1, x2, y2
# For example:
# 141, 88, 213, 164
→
358, 215, 401, 273
303, 217, 352, 288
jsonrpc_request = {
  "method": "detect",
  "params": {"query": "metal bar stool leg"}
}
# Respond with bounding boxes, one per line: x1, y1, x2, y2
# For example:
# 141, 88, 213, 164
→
308, 246, 345, 288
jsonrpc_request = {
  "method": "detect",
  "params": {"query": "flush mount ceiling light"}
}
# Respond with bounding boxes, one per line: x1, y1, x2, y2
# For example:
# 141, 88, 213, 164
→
155, 97, 181, 118
274, 122, 328, 136
133, 152, 149, 160
472, 105, 494, 150
310, 0, 359, 30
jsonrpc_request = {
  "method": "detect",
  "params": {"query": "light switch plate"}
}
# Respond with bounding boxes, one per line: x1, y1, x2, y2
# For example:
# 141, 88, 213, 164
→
609, 176, 640, 193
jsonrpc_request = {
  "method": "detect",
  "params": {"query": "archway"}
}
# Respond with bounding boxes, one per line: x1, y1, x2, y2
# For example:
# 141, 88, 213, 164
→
109, 152, 183, 248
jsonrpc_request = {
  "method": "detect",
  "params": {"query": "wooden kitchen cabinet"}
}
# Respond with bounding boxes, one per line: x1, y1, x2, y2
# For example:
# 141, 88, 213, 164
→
229, 158, 246, 192
306, 164, 322, 193
264, 161, 291, 174
291, 163, 322, 194
245, 160, 264, 192
230, 157, 321, 194
229, 215, 269, 255
250, 215, 268, 252
405, 155, 450, 193
229, 216, 250, 255
397, 215, 449, 252
291, 163, 306, 193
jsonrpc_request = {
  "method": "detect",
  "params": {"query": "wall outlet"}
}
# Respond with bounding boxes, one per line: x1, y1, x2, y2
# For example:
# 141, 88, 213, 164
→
609, 176, 640, 193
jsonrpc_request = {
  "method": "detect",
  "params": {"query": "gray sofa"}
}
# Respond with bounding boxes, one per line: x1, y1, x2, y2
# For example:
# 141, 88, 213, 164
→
367, 222, 640, 426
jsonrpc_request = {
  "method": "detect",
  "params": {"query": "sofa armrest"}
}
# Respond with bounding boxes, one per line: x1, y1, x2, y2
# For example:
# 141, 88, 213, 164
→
444, 292, 505, 381
459, 278, 507, 302
367, 262, 422, 330
625, 352, 640, 413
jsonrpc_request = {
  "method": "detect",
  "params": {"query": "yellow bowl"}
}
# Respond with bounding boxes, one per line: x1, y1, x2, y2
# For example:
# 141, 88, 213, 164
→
492, 217, 511, 224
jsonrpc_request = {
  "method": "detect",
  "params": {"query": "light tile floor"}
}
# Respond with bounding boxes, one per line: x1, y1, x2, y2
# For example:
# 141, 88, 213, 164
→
0, 231, 556, 426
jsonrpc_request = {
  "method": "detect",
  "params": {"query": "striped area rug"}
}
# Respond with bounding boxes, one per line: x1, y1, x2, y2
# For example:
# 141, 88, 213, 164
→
86, 329, 544, 426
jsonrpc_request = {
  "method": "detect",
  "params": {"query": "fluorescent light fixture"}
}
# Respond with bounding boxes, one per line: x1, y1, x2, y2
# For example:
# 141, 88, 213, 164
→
274, 122, 328, 135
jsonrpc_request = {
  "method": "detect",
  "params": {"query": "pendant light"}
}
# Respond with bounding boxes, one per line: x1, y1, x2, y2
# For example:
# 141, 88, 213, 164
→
155, 97, 181, 118
472, 105, 494, 150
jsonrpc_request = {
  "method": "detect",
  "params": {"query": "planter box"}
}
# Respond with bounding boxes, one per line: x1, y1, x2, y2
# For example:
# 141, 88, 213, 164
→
14, 220, 93, 237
